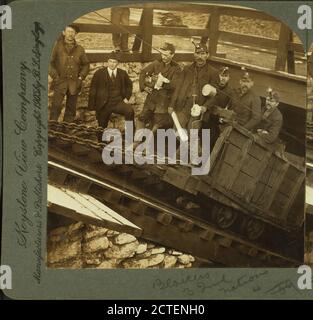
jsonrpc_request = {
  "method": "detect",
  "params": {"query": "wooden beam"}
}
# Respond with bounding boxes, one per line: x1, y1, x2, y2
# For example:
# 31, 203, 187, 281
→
49, 203, 142, 237
141, 8, 153, 61
131, 2, 215, 14
220, 6, 278, 22
275, 23, 292, 71
219, 31, 278, 50
206, 7, 220, 57
153, 26, 210, 37
131, 3, 278, 22
132, 9, 144, 52
287, 33, 296, 74
289, 42, 305, 54
72, 23, 140, 34
86, 51, 143, 62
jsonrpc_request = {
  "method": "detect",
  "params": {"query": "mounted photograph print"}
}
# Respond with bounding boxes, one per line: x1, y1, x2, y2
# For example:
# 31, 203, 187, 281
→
1, 0, 312, 300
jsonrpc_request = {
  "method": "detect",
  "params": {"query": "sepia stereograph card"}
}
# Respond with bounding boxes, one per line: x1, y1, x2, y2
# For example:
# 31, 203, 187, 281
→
1, 0, 313, 300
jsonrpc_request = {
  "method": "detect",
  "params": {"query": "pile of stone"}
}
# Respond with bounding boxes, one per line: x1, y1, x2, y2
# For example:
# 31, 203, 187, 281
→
47, 222, 196, 269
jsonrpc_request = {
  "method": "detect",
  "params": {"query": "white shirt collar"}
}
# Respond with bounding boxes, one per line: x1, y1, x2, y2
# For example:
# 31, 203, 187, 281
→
108, 68, 117, 77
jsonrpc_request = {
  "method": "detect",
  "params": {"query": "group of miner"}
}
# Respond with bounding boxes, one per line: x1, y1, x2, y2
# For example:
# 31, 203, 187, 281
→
49, 25, 283, 149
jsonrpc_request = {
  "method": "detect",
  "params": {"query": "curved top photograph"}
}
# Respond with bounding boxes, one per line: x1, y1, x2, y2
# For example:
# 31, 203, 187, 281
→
46, 2, 308, 269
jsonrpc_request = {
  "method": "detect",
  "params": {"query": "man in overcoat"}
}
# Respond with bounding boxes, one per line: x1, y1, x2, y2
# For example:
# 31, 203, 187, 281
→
49, 24, 90, 122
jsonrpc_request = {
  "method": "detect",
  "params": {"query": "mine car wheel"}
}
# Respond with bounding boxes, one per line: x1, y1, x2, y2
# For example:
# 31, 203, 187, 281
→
212, 207, 238, 229
241, 218, 265, 240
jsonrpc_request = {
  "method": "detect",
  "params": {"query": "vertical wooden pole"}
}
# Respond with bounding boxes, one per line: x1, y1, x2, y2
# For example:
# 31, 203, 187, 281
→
201, 8, 220, 57
275, 23, 294, 72
141, 8, 153, 61
132, 10, 144, 52
287, 32, 295, 74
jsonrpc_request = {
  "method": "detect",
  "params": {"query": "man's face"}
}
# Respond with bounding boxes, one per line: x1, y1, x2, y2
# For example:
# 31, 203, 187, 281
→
240, 79, 253, 94
219, 74, 230, 87
194, 51, 208, 66
63, 27, 77, 42
160, 50, 174, 64
266, 97, 279, 109
108, 59, 119, 70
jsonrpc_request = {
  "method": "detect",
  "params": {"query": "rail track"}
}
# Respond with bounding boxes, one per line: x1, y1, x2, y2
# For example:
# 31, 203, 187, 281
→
48, 120, 303, 266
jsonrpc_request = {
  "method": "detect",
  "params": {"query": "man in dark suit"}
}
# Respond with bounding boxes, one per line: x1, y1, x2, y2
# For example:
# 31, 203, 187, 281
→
88, 52, 134, 129
49, 24, 90, 122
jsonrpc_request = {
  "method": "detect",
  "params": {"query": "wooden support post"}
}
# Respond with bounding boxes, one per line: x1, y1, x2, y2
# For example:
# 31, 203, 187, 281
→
287, 33, 296, 74
275, 23, 294, 72
132, 10, 144, 52
141, 8, 153, 61
201, 7, 220, 57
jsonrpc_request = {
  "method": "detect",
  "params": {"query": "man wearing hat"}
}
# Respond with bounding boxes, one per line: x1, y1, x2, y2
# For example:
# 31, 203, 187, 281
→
169, 42, 219, 128
201, 66, 233, 147
255, 88, 283, 144
88, 52, 134, 129
49, 24, 90, 122
229, 69, 261, 131
137, 42, 181, 131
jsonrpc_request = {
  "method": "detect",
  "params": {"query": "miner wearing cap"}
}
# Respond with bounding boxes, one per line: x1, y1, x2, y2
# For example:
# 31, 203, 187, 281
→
229, 70, 261, 131
201, 66, 233, 146
169, 42, 219, 128
138, 42, 181, 131
255, 89, 283, 144
49, 24, 90, 122
88, 52, 134, 129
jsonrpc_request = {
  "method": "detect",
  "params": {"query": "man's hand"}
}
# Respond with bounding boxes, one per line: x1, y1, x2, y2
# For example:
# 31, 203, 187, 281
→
257, 129, 269, 135
123, 98, 129, 104
154, 73, 170, 90
144, 87, 153, 94
77, 77, 83, 92
168, 107, 174, 114
190, 104, 203, 117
